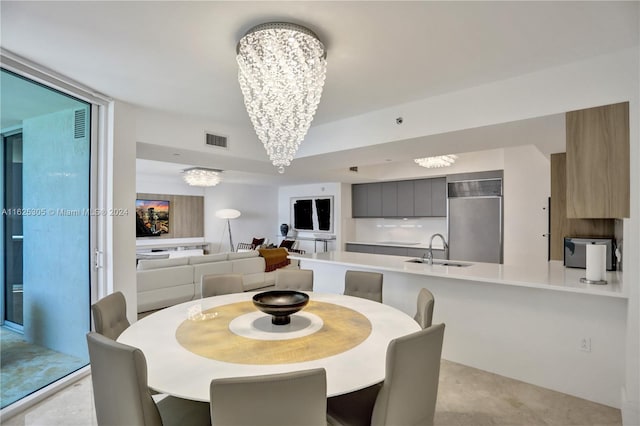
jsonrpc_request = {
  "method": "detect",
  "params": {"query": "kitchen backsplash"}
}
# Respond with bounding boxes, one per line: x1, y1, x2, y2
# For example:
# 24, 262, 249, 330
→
354, 217, 448, 245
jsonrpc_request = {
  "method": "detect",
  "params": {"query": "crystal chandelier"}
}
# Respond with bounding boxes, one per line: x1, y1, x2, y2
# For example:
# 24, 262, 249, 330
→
414, 155, 458, 168
236, 22, 327, 174
182, 168, 222, 187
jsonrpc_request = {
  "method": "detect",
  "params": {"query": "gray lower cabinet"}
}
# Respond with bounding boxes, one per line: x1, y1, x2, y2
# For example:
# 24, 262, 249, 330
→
352, 178, 446, 218
345, 243, 376, 254
374, 246, 408, 256
346, 244, 445, 259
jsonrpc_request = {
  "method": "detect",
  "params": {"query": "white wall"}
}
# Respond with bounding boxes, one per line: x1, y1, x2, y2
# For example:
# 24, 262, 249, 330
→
109, 100, 137, 323
503, 145, 551, 265
278, 183, 342, 253
136, 169, 279, 254
135, 107, 265, 161
300, 48, 636, 159
355, 148, 505, 181
205, 183, 278, 253
136, 173, 205, 197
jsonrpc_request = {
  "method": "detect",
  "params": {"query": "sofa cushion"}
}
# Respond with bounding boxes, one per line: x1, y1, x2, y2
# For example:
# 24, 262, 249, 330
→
137, 257, 189, 271
228, 251, 259, 260
138, 284, 194, 313
137, 265, 194, 292
193, 261, 233, 286
189, 253, 228, 265
232, 257, 266, 275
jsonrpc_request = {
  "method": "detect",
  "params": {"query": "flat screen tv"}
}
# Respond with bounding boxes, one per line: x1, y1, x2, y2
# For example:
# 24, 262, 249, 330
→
136, 199, 169, 237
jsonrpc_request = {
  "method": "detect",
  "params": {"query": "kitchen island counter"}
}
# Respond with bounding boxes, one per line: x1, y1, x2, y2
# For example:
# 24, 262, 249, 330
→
288, 251, 627, 408
289, 251, 626, 299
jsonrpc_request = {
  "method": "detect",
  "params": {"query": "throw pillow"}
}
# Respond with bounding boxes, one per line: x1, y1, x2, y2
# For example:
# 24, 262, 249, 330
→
251, 237, 265, 249
279, 239, 295, 249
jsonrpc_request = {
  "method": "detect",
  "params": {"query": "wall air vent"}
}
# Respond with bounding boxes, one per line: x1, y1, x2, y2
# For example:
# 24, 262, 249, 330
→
74, 109, 87, 139
205, 133, 228, 149
349, 166, 358, 172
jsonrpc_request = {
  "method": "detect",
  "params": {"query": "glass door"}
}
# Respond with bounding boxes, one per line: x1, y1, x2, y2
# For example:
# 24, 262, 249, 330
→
1, 69, 92, 409
3, 132, 23, 327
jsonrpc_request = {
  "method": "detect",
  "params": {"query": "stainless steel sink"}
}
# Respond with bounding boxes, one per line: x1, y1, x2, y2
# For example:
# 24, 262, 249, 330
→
405, 259, 472, 267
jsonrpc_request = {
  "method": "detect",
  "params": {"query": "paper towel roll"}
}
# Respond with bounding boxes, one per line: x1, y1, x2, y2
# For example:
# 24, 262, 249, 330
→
586, 244, 607, 282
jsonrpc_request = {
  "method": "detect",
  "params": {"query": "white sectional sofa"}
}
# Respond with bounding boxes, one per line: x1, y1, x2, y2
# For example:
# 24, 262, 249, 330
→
136, 251, 298, 313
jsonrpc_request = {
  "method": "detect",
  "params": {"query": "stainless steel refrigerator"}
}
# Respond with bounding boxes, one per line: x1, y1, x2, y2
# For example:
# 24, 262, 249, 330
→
447, 172, 503, 264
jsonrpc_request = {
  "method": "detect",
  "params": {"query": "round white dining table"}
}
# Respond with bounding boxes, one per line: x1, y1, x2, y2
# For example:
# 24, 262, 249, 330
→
118, 292, 420, 402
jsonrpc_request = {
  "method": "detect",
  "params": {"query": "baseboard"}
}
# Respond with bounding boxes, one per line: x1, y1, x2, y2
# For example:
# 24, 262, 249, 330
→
621, 387, 640, 426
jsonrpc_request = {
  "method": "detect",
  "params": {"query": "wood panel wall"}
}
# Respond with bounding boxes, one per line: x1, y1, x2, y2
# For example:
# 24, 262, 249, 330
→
549, 154, 615, 261
137, 193, 204, 239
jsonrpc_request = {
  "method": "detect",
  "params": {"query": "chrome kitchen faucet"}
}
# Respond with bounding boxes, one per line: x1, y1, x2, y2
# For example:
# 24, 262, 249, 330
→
425, 233, 449, 264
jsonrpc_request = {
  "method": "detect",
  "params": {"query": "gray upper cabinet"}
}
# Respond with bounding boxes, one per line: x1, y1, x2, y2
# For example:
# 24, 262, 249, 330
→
352, 184, 368, 218
352, 177, 447, 218
397, 180, 414, 217
381, 182, 397, 217
413, 179, 433, 217
366, 183, 382, 217
430, 178, 447, 217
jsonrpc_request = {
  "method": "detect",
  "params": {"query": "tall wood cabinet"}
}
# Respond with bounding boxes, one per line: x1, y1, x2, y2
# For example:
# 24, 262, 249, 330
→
549, 154, 615, 261
566, 102, 629, 218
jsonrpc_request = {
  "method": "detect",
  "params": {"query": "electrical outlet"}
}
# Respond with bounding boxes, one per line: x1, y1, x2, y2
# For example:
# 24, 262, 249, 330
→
580, 337, 592, 352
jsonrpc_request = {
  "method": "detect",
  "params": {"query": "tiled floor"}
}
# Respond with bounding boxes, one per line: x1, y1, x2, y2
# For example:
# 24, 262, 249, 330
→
3, 359, 621, 425
0, 328, 88, 409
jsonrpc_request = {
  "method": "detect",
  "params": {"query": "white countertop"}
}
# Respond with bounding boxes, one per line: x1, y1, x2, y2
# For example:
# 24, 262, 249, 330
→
289, 251, 626, 299
346, 241, 445, 250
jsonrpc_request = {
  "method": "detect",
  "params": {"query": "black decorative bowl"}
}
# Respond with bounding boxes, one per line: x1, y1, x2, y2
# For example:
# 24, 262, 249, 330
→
252, 290, 309, 325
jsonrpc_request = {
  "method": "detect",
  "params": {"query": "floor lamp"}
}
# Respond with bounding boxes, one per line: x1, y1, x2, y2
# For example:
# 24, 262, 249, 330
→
215, 209, 241, 252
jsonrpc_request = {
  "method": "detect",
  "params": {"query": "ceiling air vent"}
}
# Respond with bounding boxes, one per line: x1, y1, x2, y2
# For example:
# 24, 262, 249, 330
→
74, 109, 87, 139
205, 133, 228, 149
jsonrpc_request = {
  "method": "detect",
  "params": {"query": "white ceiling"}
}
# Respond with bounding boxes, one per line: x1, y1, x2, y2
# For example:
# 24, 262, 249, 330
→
2, 1, 638, 184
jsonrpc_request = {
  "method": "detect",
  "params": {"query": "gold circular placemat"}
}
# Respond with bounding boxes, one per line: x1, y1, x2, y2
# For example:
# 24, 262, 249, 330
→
175, 300, 372, 364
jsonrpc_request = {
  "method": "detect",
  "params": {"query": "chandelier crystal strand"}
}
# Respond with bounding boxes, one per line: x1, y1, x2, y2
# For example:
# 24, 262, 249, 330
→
414, 155, 458, 168
182, 168, 222, 187
237, 23, 327, 173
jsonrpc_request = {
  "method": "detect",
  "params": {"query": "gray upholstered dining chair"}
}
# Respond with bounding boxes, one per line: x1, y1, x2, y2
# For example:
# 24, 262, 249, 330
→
275, 268, 314, 291
86, 332, 211, 426
327, 323, 445, 426
210, 368, 327, 426
201, 273, 243, 298
91, 291, 130, 340
344, 270, 383, 303
414, 288, 435, 329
